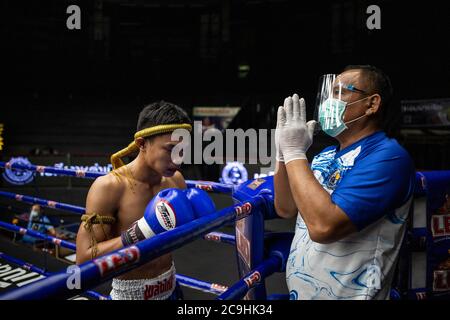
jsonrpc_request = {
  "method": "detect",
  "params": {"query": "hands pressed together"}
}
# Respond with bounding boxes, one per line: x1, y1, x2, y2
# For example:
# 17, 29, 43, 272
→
275, 94, 317, 164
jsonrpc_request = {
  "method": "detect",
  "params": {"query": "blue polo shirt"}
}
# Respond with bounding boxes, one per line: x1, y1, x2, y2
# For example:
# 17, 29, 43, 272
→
22, 214, 54, 244
286, 131, 415, 300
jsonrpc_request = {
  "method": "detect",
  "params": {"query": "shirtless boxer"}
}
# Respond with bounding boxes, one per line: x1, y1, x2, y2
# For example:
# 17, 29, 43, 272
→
76, 101, 213, 300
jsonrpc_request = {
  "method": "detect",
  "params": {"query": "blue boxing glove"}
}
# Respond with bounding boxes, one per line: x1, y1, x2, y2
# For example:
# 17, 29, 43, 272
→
121, 188, 196, 246
184, 188, 216, 218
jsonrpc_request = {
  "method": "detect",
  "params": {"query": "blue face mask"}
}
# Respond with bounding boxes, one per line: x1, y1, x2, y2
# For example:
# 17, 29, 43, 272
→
318, 96, 371, 137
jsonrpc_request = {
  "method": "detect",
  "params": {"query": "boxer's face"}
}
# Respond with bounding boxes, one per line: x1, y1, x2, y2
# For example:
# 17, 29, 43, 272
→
143, 133, 183, 177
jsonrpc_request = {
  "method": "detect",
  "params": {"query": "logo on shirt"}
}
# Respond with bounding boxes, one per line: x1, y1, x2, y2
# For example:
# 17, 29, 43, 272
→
327, 170, 342, 189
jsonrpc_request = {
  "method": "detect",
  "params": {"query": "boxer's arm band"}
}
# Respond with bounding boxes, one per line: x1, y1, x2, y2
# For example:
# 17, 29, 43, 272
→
81, 213, 116, 259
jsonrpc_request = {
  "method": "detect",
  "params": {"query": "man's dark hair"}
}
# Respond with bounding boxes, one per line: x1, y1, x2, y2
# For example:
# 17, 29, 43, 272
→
137, 100, 191, 132
343, 65, 398, 136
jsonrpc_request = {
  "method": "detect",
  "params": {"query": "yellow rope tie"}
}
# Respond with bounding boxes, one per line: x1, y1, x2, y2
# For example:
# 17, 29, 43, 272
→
111, 167, 136, 194
81, 213, 116, 259
110, 123, 192, 170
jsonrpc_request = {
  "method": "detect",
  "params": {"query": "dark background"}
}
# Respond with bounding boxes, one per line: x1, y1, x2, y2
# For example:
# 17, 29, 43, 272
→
2, 0, 449, 101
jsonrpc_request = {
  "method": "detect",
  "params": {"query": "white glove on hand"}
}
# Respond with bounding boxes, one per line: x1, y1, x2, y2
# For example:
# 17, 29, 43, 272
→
275, 105, 284, 162
278, 94, 316, 164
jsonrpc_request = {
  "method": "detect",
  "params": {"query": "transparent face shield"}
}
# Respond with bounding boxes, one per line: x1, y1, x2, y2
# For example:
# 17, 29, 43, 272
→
313, 74, 369, 135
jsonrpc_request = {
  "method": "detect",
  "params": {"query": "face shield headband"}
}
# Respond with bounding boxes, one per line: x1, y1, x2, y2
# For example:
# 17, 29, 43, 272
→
314, 74, 372, 137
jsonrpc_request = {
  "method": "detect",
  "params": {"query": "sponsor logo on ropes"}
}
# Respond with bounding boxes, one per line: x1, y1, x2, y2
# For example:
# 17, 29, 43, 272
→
47, 201, 57, 208
211, 283, 228, 293
433, 257, 450, 292
236, 219, 251, 268
0, 259, 45, 290
244, 271, 261, 288
195, 184, 213, 192
431, 214, 450, 237
415, 291, 427, 300
43, 162, 112, 177
23, 263, 33, 271
235, 202, 252, 219
36, 166, 45, 173
204, 232, 221, 242
76, 170, 86, 178
433, 269, 450, 292
94, 246, 140, 277
2, 157, 34, 185
221, 162, 248, 186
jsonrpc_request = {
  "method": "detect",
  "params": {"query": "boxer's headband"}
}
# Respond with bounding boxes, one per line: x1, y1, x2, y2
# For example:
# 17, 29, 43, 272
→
110, 123, 192, 169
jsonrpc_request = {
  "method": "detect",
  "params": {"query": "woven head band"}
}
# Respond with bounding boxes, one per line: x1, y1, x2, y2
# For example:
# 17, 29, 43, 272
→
110, 123, 192, 169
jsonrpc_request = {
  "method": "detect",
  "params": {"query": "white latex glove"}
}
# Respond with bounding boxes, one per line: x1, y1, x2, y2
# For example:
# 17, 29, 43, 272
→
278, 94, 316, 163
275, 104, 284, 162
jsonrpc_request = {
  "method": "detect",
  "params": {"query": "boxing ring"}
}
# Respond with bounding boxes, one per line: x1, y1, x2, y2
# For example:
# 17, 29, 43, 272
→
0, 161, 449, 300
0, 161, 290, 300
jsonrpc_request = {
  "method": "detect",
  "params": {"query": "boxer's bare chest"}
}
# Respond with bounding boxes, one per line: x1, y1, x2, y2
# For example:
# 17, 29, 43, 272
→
110, 171, 178, 280
112, 175, 177, 236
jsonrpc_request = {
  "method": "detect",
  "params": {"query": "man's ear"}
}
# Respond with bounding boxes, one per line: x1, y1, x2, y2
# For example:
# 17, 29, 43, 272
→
135, 137, 146, 151
366, 94, 381, 115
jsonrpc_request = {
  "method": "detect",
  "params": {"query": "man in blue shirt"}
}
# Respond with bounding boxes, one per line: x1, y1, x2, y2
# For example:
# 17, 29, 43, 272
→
274, 65, 415, 299
22, 205, 57, 244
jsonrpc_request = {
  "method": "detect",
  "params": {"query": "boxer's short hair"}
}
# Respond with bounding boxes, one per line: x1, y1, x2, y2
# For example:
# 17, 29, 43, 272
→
137, 101, 191, 133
